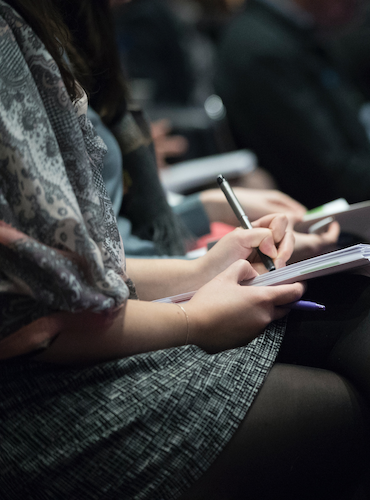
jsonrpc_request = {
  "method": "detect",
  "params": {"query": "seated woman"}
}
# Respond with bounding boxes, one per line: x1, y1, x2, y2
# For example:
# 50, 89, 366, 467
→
0, 2, 369, 499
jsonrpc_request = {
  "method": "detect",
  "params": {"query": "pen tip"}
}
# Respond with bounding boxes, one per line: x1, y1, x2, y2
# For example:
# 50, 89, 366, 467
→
217, 175, 225, 185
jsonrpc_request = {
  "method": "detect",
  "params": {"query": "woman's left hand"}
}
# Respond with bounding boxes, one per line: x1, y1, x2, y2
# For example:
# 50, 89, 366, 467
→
196, 213, 294, 284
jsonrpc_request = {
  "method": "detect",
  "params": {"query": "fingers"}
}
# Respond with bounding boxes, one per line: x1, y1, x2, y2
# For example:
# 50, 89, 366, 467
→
231, 218, 293, 264
322, 221, 340, 243
252, 213, 289, 243
277, 193, 307, 216
261, 282, 307, 321
151, 119, 172, 138
274, 230, 295, 269
267, 282, 306, 306
157, 135, 189, 157
260, 189, 306, 217
234, 227, 278, 259
250, 214, 294, 265
269, 283, 307, 321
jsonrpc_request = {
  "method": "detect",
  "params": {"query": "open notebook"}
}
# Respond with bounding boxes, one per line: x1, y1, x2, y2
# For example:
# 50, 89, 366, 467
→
154, 244, 370, 304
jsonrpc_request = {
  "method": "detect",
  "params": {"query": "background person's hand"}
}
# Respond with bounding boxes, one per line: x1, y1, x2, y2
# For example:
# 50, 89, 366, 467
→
151, 119, 189, 169
200, 187, 307, 227
289, 221, 340, 263
232, 188, 307, 224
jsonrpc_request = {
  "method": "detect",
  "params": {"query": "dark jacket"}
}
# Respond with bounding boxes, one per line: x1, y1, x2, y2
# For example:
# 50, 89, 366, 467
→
115, 0, 194, 105
214, 0, 370, 208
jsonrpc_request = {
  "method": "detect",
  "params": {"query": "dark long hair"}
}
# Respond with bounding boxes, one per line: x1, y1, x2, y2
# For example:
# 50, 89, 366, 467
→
55, 0, 129, 126
5, 0, 85, 102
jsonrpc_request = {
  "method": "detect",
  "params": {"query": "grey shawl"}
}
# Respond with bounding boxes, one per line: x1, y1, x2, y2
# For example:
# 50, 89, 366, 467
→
0, 1, 131, 354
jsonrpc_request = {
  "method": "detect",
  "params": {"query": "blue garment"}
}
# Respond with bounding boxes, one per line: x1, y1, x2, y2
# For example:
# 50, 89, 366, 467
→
88, 108, 211, 256
87, 108, 123, 217
88, 107, 158, 255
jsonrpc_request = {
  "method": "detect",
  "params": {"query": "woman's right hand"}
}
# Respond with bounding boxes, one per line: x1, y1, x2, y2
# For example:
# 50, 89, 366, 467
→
185, 259, 305, 353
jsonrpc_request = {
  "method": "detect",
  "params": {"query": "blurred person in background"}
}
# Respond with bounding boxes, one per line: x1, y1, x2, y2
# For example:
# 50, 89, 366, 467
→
215, 0, 370, 209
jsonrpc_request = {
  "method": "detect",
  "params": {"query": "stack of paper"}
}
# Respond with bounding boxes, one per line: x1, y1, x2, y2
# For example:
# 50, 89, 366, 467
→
246, 244, 370, 286
153, 244, 370, 304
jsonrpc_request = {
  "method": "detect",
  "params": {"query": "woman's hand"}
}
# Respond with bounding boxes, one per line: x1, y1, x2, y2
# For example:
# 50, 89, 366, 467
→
185, 259, 305, 353
36, 215, 299, 363
33, 260, 304, 363
196, 213, 295, 284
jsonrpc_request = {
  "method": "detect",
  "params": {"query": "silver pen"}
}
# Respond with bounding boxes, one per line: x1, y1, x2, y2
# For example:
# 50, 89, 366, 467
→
217, 174, 276, 272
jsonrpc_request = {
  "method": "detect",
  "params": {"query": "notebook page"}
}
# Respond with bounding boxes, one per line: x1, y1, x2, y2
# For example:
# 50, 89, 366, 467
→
153, 245, 370, 303
245, 244, 370, 286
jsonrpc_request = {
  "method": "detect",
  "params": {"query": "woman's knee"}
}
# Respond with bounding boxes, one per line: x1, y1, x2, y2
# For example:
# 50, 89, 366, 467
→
179, 364, 370, 500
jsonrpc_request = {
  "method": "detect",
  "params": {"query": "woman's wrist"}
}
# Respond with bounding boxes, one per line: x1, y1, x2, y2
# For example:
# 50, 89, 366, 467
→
35, 300, 193, 364
175, 304, 190, 345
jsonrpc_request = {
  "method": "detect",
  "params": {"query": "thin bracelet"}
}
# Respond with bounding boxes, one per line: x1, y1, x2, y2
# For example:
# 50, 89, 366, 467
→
175, 304, 190, 345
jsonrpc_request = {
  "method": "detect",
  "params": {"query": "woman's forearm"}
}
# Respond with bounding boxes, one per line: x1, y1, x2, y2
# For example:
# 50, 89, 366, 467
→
34, 216, 301, 365
35, 300, 188, 365
126, 257, 209, 301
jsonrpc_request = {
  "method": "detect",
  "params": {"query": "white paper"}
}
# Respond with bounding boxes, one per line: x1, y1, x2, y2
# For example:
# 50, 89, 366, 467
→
244, 244, 370, 286
160, 150, 256, 193
154, 244, 370, 304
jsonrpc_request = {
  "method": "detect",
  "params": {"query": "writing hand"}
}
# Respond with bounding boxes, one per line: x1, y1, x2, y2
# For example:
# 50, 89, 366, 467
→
197, 213, 294, 284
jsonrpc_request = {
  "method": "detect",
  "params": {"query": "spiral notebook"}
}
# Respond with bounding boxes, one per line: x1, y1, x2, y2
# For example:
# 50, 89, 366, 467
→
154, 244, 370, 304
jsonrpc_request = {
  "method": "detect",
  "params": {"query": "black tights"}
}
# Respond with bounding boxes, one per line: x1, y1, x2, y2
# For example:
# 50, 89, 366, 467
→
179, 275, 370, 500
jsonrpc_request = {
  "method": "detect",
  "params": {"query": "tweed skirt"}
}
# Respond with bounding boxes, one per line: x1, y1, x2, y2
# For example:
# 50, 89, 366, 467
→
0, 321, 285, 500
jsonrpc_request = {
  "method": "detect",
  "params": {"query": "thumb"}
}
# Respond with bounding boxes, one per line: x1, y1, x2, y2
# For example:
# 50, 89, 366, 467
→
222, 259, 259, 283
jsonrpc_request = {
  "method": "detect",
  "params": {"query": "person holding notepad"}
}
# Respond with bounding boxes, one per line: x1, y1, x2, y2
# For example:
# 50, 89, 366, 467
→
1, 1, 370, 500
215, 0, 370, 209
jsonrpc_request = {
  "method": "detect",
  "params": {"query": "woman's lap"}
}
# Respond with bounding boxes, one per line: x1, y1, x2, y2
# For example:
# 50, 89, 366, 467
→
2, 274, 370, 499
279, 273, 370, 399
179, 363, 370, 500
0, 326, 283, 500
180, 274, 370, 499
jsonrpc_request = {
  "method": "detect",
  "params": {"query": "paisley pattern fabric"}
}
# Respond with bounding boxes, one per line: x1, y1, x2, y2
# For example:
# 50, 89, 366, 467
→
0, 1, 130, 351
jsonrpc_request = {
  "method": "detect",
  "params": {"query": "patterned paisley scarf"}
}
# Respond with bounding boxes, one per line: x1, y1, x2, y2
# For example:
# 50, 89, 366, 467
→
0, 1, 133, 358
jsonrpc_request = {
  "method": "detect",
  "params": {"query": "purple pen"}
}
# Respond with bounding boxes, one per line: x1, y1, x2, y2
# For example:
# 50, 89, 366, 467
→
289, 300, 325, 311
